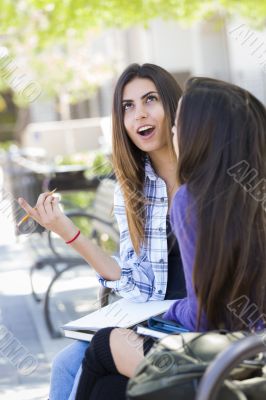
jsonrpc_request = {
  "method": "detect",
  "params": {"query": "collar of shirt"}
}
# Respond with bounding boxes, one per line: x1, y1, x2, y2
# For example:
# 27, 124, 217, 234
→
144, 156, 157, 181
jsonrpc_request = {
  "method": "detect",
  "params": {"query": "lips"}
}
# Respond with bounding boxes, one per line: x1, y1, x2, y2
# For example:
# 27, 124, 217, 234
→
137, 125, 155, 137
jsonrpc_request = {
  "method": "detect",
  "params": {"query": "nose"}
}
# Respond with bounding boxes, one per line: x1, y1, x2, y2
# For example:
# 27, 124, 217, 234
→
135, 105, 147, 120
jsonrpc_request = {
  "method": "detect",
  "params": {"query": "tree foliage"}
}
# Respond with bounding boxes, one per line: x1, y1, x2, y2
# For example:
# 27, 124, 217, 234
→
0, 0, 265, 105
0, 0, 265, 48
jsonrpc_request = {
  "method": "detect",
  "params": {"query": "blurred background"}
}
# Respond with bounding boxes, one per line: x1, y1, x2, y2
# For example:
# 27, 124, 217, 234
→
0, 1, 265, 399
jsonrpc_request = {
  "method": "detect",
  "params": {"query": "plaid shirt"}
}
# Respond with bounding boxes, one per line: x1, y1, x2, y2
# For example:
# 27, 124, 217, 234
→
98, 158, 169, 302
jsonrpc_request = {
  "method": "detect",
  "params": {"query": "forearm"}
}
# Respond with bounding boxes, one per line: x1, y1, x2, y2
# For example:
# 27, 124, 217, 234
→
18, 193, 121, 281
59, 222, 121, 280
68, 232, 121, 280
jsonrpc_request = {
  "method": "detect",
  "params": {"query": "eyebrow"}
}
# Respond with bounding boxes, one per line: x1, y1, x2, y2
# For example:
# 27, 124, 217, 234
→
122, 91, 159, 103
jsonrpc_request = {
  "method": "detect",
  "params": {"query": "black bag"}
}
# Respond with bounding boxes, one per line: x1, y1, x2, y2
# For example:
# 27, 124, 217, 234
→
126, 331, 266, 400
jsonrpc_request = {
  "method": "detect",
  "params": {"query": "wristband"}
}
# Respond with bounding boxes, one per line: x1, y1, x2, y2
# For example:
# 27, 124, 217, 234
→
65, 230, 81, 244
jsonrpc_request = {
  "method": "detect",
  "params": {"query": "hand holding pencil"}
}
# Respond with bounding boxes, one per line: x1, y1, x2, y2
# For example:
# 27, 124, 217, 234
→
17, 188, 57, 227
17, 188, 77, 241
17, 187, 120, 281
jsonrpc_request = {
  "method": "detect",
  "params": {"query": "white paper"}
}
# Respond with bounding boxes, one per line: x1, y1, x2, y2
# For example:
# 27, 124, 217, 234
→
63, 298, 176, 332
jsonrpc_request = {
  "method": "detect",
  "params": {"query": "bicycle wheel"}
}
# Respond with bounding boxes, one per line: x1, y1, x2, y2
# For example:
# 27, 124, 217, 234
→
196, 333, 266, 400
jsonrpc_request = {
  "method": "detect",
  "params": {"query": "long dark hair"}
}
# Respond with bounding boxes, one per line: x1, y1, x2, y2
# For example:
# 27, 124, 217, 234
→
177, 77, 266, 330
112, 63, 182, 254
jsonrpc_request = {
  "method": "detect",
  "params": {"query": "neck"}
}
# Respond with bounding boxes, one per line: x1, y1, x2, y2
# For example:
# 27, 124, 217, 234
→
148, 147, 178, 189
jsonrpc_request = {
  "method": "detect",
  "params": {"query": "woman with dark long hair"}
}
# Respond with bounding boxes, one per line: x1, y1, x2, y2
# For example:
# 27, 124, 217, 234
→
168, 77, 266, 331
76, 77, 266, 399
18, 63, 185, 399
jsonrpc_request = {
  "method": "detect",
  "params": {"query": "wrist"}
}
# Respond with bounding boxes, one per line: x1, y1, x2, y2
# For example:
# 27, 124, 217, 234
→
65, 229, 81, 244
54, 216, 79, 242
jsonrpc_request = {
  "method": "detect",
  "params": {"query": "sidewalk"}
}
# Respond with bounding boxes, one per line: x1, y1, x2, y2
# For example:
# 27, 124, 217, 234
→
0, 172, 99, 399
0, 234, 70, 399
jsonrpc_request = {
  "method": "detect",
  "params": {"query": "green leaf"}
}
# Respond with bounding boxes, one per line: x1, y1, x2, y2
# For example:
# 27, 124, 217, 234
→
0, 0, 265, 105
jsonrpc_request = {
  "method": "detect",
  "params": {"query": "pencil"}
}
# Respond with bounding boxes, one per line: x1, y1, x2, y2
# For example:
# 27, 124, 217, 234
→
17, 188, 57, 227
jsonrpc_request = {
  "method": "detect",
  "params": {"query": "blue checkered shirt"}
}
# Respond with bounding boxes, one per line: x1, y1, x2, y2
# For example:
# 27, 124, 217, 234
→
98, 158, 169, 302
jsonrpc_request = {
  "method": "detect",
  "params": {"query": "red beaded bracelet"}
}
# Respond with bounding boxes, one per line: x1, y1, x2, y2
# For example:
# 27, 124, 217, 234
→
65, 230, 81, 244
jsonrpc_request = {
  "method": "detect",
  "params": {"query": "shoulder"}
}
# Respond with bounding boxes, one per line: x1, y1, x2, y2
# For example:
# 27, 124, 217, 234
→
114, 182, 125, 208
172, 185, 192, 210
170, 185, 197, 238
114, 181, 122, 196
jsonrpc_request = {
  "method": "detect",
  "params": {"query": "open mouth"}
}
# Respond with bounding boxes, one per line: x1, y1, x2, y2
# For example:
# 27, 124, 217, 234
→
137, 125, 155, 137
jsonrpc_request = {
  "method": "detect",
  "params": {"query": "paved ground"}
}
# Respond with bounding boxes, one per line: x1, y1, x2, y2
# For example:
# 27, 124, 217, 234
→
0, 238, 100, 400
0, 230, 51, 399
0, 166, 100, 400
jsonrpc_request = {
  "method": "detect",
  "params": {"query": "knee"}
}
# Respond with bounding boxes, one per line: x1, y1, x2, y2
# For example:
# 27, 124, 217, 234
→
83, 327, 116, 366
51, 349, 69, 376
87, 327, 114, 350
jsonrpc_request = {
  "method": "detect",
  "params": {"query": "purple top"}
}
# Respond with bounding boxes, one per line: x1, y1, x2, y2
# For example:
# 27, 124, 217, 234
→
164, 185, 208, 331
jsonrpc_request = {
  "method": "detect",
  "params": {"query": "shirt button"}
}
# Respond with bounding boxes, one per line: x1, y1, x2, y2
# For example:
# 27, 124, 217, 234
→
159, 259, 164, 263
158, 227, 163, 233
160, 197, 165, 202
158, 290, 163, 294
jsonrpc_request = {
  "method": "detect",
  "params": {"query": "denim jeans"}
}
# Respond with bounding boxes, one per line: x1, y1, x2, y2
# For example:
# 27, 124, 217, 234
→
49, 340, 90, 400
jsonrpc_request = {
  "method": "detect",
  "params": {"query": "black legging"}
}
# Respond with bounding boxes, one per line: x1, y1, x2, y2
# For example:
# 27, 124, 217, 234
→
86, 375, 128, 400
75, 327, 128, 400
76, 326, 156, 400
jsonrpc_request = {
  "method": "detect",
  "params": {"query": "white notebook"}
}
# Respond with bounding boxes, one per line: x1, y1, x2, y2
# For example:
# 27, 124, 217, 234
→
136, 325, 168, 339
63, 298, 176, 341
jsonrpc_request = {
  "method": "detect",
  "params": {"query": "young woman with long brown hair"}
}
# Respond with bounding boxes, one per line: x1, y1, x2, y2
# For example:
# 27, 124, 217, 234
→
18, 63, 184, 399
76, 77, 266, 399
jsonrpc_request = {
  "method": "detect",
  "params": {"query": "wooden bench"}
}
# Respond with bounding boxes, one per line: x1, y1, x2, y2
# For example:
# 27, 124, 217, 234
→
28, 178, 119, 337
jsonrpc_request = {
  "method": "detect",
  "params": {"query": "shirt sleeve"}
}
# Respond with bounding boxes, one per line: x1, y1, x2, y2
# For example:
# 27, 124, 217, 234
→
97, 183, 155, 302
163, 186, 208, 331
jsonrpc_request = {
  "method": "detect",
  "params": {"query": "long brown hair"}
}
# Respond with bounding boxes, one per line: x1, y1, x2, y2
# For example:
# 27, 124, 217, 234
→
177, 77, 266, 330
112, 63, 182, 254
